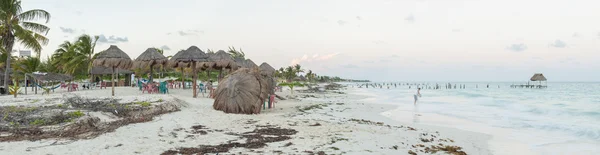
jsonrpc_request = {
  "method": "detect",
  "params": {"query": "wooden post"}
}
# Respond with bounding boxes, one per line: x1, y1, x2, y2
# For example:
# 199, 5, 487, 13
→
112, 67, 115, 96
192, 62, 198, 98
180, 67, 184, 89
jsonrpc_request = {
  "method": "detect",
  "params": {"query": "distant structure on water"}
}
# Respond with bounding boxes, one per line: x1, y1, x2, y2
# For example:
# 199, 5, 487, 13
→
511, 73, 547, 88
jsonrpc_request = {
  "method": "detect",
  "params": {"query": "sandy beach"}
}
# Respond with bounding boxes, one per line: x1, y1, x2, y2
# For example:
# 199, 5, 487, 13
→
0, 85, 491, 155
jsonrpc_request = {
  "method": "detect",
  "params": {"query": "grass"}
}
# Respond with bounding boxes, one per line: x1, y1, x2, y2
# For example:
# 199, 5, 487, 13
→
134, 101, 151, 107
158, 99, 163, 102
30, 119, 46, 126
67, 110, 84, 118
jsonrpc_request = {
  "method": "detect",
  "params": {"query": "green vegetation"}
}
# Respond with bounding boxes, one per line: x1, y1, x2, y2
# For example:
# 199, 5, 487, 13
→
30, 119, 46, 126
134, 101, 151, 107
278, 82, 304, 94
1, 0, 52, 93
67, 110, 84, 118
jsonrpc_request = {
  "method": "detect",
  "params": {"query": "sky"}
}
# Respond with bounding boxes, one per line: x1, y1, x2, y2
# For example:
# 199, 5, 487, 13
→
18, 0, 600, 82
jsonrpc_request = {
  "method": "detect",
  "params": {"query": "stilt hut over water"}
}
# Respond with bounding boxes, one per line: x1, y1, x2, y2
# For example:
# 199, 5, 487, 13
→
511, 73, 547, 88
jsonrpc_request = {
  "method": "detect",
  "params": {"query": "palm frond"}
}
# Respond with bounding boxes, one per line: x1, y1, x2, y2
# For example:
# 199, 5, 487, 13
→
17, 9, 51, 23
13, 26, 43, 52
21, 22, 50, 34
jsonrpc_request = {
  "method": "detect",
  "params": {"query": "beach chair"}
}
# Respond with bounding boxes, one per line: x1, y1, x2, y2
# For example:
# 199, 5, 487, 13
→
142, 83, 150, 94
137, 80, 143, 91
159, 82, 168, 94
60, 82, 68, 89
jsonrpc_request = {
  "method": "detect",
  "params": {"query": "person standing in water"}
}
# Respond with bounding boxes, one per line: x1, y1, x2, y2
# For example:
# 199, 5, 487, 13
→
414, 88, 421, 105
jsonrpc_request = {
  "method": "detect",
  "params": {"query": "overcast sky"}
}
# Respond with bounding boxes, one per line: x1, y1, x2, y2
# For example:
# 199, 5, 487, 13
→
19, 0, 600, 82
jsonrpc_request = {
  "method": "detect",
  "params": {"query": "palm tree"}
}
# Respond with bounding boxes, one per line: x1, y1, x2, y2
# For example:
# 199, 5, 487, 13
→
72, 35, 98, 82
51, 41, 75, 74
294, 64, 304, 75
227, 46, 245, 59
1, 0, 51, 94
306, 70, 314, 82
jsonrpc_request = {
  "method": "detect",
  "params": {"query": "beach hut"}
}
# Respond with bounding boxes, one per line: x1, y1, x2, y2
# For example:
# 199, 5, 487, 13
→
168, 46, 209, 98
92, 45, 133, 96
132, 48, 168, 83
244, 59, 258, 69
213, 68, 269, 114
530, 73, 547, 86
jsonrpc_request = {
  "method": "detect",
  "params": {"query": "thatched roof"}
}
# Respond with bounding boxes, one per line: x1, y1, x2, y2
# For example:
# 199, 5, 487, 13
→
213, 68, 269, 114
530, 73, 547, 81
92, 45, 133, 69
132, 48, 168, 69
244, 59, 258, 69
234, 57, 245, 68
197, 50, 236, 70
168, 46, 209, 68
91, 66, 133, 75
259, 62, 275, 76
31, 73, 73, 81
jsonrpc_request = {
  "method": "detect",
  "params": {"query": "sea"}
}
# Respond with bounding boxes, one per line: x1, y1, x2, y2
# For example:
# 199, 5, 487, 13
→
342, 82, 600, 155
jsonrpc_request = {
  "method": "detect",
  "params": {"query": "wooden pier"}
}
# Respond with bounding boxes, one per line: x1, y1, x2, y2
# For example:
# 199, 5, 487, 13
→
510, 84, 547, 88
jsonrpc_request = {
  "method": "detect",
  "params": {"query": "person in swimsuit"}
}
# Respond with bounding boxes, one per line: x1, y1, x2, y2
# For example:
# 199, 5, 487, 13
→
414, 88, 421, 105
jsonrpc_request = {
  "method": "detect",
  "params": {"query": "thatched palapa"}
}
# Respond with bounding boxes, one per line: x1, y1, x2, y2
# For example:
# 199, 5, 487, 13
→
92, 45, 133, 69
213, 68, 269, 114
168, 46, 209, 98
133, 48, 168, 83
197, 50, 236, 70
244, 59, 258, 69
259, 62, 275, 76
92, 45, 133, 96
530, 73, 547, 81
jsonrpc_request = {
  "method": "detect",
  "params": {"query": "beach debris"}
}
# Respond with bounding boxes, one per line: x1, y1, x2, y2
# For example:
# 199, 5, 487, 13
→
161, 127, 297, 155
408, 150, 417, 155
284, 142, 293, 147
309, 122, 322, 126
0, 96, 180, 142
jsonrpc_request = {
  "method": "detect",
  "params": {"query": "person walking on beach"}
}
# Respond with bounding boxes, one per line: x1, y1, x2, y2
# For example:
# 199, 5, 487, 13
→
414, 88, 421, 105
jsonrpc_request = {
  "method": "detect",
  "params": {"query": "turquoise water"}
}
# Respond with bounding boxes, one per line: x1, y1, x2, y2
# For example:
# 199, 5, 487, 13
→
344, 82, 600, 154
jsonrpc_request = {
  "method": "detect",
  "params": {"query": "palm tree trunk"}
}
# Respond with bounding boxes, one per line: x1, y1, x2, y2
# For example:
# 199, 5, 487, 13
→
2, 33, 15, 95
89, 55, 93, 85
192, 62, 197, 98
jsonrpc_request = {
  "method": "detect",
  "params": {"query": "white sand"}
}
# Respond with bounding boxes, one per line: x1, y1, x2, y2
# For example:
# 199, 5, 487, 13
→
0, 86, 491, 155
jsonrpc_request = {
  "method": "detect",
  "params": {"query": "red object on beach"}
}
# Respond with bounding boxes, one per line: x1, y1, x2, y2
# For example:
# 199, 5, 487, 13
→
60, 83, 68, 89
269, 94, 276, 108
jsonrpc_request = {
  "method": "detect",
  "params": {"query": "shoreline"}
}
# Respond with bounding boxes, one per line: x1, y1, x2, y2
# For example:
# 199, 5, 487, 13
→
1, 86, 491, 154
347, 87, 537, 155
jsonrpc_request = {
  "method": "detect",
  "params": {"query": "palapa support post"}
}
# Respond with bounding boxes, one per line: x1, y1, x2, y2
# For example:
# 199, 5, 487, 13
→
192, 62, 198, 98
111, 67, 115, 96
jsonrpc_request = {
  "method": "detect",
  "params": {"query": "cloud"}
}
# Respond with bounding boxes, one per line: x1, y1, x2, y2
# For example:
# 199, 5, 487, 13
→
337, 20, 348, 26
572, 33, 581, 38
404, 14, 415, 22
506, 43, 527, 52
290, 52, 340, 65
363, 60, 375, 63
452, 29, 462, 32
341, 64, 358, 68
531, 57, 543, 60
59, 27, 76, 34
379, 59, 390, 62
97, 34, 129, 44
356, 16, 362, 20
597, 32, 600, 38
160, 45, 171, 50
169, 30, 204, 36
75, 11, 83, 16
549, 40, 567, 48
391, 54, 399, 58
